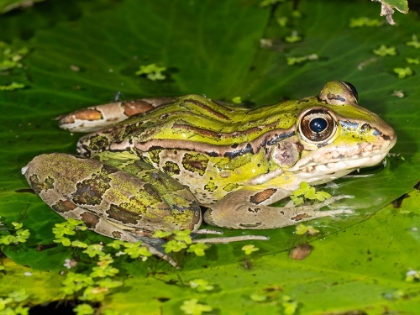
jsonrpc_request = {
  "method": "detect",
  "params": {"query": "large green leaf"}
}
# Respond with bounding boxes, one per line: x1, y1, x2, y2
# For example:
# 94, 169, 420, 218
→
1, 0, 420, 313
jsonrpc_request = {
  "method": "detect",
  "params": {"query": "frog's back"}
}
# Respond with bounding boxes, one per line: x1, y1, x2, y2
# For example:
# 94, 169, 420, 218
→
75, 94, 301, 204
77, 94, 302, 157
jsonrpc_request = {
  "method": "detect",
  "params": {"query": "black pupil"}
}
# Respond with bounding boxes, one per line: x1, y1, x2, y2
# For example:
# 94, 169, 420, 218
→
310, 118, 327, 133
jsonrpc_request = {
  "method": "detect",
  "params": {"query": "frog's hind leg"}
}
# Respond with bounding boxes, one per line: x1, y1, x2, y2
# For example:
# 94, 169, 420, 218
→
23, 153, 199, 268
57, 97, 175, 133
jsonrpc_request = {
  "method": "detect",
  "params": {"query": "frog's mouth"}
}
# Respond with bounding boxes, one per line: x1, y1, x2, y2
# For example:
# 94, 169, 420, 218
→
293, 151, 387, 183
289, 136, 396, 184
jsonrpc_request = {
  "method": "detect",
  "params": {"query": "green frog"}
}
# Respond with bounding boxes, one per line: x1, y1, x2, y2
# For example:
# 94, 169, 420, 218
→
22, 81, 396, 266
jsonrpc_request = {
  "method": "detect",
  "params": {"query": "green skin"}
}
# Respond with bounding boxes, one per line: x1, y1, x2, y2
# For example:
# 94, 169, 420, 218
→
23, 81, 396, 265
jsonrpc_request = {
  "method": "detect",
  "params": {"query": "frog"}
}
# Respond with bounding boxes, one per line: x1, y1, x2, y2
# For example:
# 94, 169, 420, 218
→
22, 81, 396, 266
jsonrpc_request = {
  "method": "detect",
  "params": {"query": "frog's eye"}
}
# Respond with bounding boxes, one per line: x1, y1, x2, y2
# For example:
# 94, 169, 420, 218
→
299, 109, 337, 143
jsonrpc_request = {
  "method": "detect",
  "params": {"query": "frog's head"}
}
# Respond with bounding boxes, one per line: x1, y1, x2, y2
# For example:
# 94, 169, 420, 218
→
282, 81, 397, 184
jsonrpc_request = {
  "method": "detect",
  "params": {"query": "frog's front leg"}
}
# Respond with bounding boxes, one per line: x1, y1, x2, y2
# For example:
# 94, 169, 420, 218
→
203, 188, 353, 229
57, 97, 175, 132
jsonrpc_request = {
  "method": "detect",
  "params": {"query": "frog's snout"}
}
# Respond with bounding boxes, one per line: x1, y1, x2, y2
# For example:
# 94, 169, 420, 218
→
371, 115, 397, 153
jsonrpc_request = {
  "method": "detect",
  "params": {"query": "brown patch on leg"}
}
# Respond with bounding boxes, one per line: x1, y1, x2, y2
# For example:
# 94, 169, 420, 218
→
75, 109, 103, 121
106, 204, 141, 225
52, 200, 77, 213
57, 109, 103, 125
122, 101, 154, 116
72, 172, 111, 205
291, 213, 311, 221
80, 211, 100, 228
249, 188, 277, 204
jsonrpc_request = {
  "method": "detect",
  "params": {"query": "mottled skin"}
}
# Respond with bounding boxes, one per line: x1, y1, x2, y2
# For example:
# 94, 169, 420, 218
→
23, 82, 396, 265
